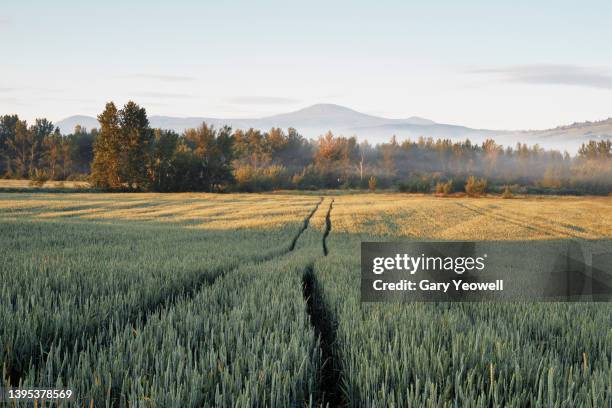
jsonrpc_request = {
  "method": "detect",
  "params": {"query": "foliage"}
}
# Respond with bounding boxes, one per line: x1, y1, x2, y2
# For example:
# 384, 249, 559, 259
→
28, 168, 49, 187
502, 185, 514, 198
435, 179, 453, 195
233, 164, 288, 192
465, 175, 488, 196
1, 103, 612, 194
398, 175, 432, 193
368, 176, 377, 191
91, 101, 152, 191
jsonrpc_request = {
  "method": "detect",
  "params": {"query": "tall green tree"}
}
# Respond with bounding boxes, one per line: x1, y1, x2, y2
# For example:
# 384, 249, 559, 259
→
91, 102, 122, 189
28, 119, 55, 175
5, 119, 31, 177
91, 101, 151, 190
185, 123, 234, 191
150, 129, 179, 192
119, 101, 152, 190
0, 115, 19, 175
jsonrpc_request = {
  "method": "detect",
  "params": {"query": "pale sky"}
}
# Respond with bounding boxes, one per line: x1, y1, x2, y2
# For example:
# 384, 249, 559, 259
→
2, 0, 612, 130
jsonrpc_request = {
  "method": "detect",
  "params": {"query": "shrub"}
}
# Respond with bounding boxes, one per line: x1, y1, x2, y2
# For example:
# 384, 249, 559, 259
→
465, 176, 487, 197
29, 169, 49, 187
233, 164, 288, 192
435, 180, 453, 196
397, 175, 432, 193
501, 185, 514, 199
368, 176, 377, 192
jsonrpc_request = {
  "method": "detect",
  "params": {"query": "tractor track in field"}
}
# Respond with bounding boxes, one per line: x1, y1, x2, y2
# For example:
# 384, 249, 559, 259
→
8, 198, 324, 388
290, 197, 324, 250
303, 265, 346, 407
457, 202, 587, 239
303, 197, 346, 406
323, 199, 334, 256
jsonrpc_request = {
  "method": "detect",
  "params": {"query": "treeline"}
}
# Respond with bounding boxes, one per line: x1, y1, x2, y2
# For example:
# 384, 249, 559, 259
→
0, 115, 95, 182
1, 101, 611, 194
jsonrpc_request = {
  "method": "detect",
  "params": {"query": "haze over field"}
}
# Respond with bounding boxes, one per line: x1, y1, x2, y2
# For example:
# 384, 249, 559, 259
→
57, 103, 612, 152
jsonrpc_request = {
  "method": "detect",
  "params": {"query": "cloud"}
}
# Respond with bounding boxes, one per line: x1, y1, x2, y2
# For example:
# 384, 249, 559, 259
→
470, 64, 612, 90
0, 96, 20, 104
0, 17, 10, 25
134, 91, 196, 99
229, 96, 300, 105
123, 74, 196, 82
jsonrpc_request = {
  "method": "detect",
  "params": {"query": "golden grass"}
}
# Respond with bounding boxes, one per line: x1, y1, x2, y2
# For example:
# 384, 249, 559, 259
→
0, 191, 611, 238
0, 192, 320, 231
0, 179, 90, 189
329, 194, 612, 239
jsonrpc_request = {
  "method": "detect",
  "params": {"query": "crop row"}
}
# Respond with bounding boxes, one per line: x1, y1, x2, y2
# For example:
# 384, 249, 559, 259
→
312, 233, 612, 406
14, 247, 322, 407
0, 199, 317, 387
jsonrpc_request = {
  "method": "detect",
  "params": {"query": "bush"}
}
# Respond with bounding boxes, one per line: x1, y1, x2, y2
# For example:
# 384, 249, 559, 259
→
29, 169, 49, 187
465, 176, 487, 197
501, 185, 514, 199
233, 164, 288, 192
397, 175, 432, 193
368, 176, 377, 192
435, 180, 453, 196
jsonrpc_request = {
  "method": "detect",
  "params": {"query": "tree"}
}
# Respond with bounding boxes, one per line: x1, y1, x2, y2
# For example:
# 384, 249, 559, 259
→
42, 129, 64, 180
91, 101, 152, 190
5, 119, 31, 177
29, 118, 55, 175
541, 164, 562, 189
91, 102, 122, 189
67, 126, 96, 176
120, 101, 152, 190
0, 115, 19, 175
185, 123, 234, 191
150, 129, 179, 192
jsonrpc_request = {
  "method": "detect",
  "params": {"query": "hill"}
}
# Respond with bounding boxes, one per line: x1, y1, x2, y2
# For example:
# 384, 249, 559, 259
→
56, 104, 612, 152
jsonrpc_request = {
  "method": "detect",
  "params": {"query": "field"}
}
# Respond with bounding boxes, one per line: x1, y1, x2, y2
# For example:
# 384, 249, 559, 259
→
1, 192, 611, 407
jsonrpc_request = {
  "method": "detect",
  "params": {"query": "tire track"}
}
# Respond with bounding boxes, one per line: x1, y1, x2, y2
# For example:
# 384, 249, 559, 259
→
455, 202, 558, 237
290, 197, 323, 250
323, 199, 334, 256
302, 198, 346, 405
303, 265, 345, 407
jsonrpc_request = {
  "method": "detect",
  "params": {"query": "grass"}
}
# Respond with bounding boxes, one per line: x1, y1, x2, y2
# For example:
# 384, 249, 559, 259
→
1, 191, 611, 406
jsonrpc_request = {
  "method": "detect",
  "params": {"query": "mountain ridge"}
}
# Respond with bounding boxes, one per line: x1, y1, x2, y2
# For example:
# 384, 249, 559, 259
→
55, 103, 612, 152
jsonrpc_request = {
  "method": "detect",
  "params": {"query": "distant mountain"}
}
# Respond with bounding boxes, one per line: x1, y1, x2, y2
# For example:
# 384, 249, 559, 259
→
56, 115, 100, 133
55, 103, 481, 142
56, 103, 611, 152
506, 118, 612, 152
146, 104, 441, 138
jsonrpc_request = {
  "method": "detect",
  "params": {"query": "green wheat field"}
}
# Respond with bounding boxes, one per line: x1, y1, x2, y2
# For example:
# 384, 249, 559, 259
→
1, 191, 611, 407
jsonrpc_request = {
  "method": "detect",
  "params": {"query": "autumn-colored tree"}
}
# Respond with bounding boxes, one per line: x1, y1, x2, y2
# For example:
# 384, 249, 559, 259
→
465, 176, 487, 196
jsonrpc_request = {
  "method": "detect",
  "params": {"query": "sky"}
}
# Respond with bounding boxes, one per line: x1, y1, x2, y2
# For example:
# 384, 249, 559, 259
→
2, 0, 612, 130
